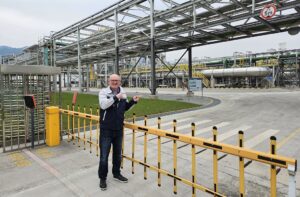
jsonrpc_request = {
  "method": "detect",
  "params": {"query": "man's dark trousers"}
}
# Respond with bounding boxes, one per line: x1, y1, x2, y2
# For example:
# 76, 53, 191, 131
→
98, 129, 123, 180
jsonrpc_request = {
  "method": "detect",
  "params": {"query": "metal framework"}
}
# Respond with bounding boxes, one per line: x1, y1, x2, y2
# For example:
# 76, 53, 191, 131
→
41, 0, 300, 94
0, 65, 60, 152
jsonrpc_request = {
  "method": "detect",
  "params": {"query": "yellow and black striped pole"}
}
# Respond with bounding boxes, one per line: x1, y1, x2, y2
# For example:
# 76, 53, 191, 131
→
121, 125, 124, 169
238, 130, 245, 197
212, 126, 218, 194
191, 122, 196, 197
157, 117, 161, 187
132, 113, 136, 174
173, 119, 177, 194
72, 104, 75, 144
144, 115, 148, 180
77, 105, 80, 147
270, 136, 277, 197
96, 108, 99, 157
89, 106, 92, 153
67, 105, 70, 142
83, 106, 86, 150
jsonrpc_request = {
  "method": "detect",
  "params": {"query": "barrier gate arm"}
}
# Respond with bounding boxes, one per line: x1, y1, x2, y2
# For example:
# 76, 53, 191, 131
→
59, 109, 297, 168
124, 122, 297, 168
60, 109, 99, 121
124, 122, 297, 196
59, 109, 297, 196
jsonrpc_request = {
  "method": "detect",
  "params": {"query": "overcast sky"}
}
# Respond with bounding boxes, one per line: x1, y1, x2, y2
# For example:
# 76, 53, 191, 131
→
0, 0, 299, 60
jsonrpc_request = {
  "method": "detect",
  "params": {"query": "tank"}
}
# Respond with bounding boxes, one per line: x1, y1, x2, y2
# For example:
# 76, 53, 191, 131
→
201, 67, 272, 77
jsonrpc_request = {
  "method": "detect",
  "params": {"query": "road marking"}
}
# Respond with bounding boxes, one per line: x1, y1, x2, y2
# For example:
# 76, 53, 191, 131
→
179, 125, 251, 150
212, 125, 252, 142
161, 120, 212, 143
124, 117, 193, 134
159, 117, 194, 127
194, 122, 230, 136
8, 152, 31, 167
35, 148, 55, 159
245, 129, 280, 148
134, 117, 197, 138
176, 119, 212, 132
23, 149, 87, 197
277, 128, 300, 149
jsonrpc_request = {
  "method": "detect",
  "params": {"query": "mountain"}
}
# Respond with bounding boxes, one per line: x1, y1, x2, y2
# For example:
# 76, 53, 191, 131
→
0, 46, 24, 56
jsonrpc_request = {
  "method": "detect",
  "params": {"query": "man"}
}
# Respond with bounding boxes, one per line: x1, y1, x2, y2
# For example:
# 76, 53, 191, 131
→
98, 74, 139, 191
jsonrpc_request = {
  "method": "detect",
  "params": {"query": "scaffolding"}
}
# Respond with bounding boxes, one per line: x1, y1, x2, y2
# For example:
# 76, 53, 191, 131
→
40, 0, 300, 94
2, 0, 300, 90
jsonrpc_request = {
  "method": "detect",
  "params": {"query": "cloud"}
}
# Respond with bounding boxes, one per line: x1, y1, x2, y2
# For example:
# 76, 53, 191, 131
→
0, 6, 68, 46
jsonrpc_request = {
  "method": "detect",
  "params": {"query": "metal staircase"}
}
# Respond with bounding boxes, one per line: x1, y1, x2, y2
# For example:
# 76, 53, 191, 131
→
192, 71, 210, 88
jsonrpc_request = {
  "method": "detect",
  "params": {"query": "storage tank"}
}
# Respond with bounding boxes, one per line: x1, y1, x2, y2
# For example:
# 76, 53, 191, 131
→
201, 67, 272, 77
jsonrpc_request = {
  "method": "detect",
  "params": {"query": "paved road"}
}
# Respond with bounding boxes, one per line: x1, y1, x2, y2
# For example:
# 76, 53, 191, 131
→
1, 88, 299, 196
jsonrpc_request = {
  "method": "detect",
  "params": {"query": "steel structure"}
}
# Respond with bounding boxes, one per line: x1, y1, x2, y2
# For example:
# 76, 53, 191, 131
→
0, 65, 60, 152
41, 0, 300, 94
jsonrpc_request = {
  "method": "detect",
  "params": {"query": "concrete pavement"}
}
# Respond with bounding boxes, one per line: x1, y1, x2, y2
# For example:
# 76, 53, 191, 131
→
1, 87, 300, 196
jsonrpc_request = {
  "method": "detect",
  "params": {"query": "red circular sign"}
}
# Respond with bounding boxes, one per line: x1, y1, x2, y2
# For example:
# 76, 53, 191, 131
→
260, 4, 277, 20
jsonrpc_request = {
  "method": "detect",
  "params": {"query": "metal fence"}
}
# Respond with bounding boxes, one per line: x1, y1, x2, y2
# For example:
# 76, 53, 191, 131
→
58, 108, 297, 197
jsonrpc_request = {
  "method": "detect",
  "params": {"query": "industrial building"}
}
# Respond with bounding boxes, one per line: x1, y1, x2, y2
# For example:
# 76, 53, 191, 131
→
1, 0, 300, 91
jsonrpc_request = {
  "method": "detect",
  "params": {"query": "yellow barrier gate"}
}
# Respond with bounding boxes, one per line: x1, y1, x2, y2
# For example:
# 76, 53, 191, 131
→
54, 107, 297, 197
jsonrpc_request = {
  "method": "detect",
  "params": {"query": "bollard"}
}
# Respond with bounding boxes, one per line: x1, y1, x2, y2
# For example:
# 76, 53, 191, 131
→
239, 131, 245, 197
144, 115, 148, 180
157, 117, 162, 187
45, 106, 60, 147
212, 126, 218, 194
191, 122, 196, 197
173, 119, 177, 194
270, 136, 277, 197
132, 113, 136, 174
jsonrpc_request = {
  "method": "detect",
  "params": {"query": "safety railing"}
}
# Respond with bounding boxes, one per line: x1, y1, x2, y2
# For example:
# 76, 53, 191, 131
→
60, 106, 100, 156
57, 108, 297, 197
192, 72, 210, 87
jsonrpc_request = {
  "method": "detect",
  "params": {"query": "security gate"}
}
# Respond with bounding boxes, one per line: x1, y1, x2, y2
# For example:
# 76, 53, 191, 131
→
0, 65, 60, 152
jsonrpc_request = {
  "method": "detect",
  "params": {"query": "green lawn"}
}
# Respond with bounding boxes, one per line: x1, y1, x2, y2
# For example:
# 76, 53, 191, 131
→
51, 92, 200, 130
51, 92, 200, 119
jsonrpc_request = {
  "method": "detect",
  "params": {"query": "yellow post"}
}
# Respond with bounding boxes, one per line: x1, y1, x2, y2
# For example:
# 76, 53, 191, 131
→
191, 122, 196, 197
173, 119, 177, 194
96, 108, 99, 157
239, 131, 245, 197
72, 104, 75, 144
144, 115, 148, 180
45, 106, 60, 146
89, 107, 92, 153
67, 105, 70, 142
121, 126, 124, 169
77, 105, 80, 147
270, 136, 277, 197
132, 113, 136, 174
212, 126, 218, 194
157, 117, 161, 187
83, 106, 86, 150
